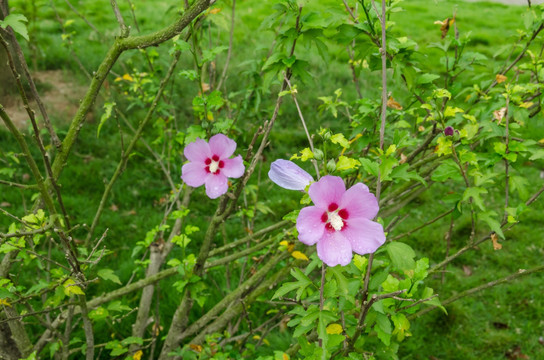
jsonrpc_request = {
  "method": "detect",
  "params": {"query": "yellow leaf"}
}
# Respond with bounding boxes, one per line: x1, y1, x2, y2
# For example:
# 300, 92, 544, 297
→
282, 353, 289, 360
0, 298, 11, 307
538, 138, 544, 144
279, 240, 289, 247
387, 96, 403, 110
418, 125, 425, 132
189, 344, 203, 353
496, 74, 507, 84
444, 106, 464, 118
519, 102, 533, 109
291, 251, 309, 261
133, 350, 143, 360
63, 278, 85, 296
209, 8, 222, 14
122, 74, 134, 82
326, 323, 343, 335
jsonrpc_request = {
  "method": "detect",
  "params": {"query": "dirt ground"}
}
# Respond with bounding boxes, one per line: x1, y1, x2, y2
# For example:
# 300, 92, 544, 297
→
1, 70, 89, 130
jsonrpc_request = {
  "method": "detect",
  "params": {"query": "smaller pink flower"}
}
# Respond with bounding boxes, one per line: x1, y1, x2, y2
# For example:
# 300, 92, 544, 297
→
181, 134, 245, 199
296, 175, 385, 267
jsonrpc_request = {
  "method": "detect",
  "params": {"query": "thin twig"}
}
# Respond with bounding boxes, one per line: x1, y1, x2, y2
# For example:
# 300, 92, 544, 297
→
284, 76, 320, 178
63, 0, 103, 37
412, 265, 544, 318
110, 0, 129, 37
216, 0, 235, 90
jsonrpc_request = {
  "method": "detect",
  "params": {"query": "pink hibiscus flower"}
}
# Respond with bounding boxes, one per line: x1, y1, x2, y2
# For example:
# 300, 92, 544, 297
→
296, 175, 385, 267
181, 134, 245, 199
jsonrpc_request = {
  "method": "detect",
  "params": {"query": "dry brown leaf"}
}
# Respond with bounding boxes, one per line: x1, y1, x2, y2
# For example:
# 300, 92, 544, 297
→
434, 16, 455, 38
152, 323, 163, 336
399, 153, 408, 164
491, 232, 502, 250
462, 265, 473, 276
109, 204, 119, 212
0, 202, 11, 207
201, 82, 210, 92
493, 107, 507, 124
387, 96, 403, 110
418, 125, 425, 132
496, 74, 507, 84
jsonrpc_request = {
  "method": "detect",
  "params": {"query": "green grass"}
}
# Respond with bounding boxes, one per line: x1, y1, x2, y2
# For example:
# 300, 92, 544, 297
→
1, 0, 544, 359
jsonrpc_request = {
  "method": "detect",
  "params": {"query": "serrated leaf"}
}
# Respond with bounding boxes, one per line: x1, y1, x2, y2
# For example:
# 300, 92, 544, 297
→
331, 133, 350, 148
97, 269, 122, 285
0, 14, 29, 40
386, 242, 416, 271
336, 156, 360, 171
63, 278, 84, 296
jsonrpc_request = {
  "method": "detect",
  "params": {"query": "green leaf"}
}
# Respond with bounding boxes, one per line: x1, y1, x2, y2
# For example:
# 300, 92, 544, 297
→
376, 313, 392, 335
0, 14, 29, 40
88, 307, 109, 320
416, 73, 440, 85
97, 269, 122, 285
462, 187, 488, 211
386, 242, 416, 271
121, 336, 143, 346
107, 301, 132, 312
478, 211, 505, 239
381, 274, 400, 292
431, 160, 460, 182
359, 158, 379, 177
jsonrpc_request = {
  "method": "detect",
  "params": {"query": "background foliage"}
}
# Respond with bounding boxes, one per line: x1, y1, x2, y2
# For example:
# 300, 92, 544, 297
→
0, 0, 544, 359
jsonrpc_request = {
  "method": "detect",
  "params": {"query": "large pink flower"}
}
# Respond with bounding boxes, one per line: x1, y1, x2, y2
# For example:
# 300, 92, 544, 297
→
181, 134, 245, 199
296, 175, 385, 267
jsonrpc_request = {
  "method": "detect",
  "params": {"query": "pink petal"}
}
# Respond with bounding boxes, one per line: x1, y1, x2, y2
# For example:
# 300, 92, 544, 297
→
308, 175, 346, 209
184, 138, 211, 163
204, 174, 229, 199
181, 162, 208, 187
296, 206, 326, 245
340, 183, 379, 220
222, 155, 245, 178
268, 159, 314, 191
316, 231, 353, 267
342, 218, 385, 255
209, 134, 237, 159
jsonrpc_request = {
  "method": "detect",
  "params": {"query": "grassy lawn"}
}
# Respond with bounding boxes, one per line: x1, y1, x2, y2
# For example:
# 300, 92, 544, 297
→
1, 0, 543, 358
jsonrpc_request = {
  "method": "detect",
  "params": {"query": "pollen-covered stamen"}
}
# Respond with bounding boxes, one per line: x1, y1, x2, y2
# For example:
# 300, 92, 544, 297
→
328, 211, 344, 231
207, 155, 222, 174
323, 204, 347, 232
